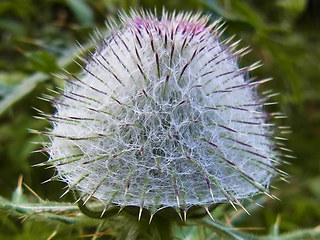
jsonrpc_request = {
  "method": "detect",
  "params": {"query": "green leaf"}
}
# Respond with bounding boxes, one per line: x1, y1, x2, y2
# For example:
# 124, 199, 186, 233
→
200, 217, 261, 240
0, 71, 48, 117
0, 42, 94, 117
202, 0, 263, 29
229, 0, 263, 28
273, 227, 320, 240
66, 0, 94, 26
27, 51, 59, 74
277, 0, 307, 17
201, 217, 320, 240
0, 18, 25, 36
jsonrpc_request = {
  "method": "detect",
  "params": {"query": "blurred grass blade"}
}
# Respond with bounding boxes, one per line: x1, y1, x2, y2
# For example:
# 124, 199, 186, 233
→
202, 0, 263, 28
66, 0, 94, 26
274, 227, 320, 240
202, 216, 320, 240
200, 217, 261, 240
27, 51, 59, 74
0, 42, 94, 117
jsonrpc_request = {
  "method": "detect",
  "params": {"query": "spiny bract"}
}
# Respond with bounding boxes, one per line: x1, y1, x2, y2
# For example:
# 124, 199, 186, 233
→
41, 10, 287, 220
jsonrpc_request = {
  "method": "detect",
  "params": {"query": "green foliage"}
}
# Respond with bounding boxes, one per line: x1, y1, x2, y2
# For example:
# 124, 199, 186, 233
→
1, 0, 319, 239
66, 0, 94, 26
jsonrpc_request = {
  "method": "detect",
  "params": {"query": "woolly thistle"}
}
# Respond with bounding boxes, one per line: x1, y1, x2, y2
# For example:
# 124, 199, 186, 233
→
37, 10, 289, 221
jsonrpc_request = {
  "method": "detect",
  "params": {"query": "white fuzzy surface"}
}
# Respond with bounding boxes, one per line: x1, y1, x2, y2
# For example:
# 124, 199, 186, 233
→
49, 11, 277, 212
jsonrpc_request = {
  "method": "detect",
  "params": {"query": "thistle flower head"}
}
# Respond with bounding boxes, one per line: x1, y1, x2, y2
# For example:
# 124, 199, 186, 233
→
42, 10, 286, 219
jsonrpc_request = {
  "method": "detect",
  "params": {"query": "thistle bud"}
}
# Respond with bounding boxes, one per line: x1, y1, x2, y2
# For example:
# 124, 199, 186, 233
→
42, 10, 286, 221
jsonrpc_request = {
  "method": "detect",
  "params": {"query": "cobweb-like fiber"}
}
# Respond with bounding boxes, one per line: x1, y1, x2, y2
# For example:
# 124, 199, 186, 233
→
46, 10, 283, 215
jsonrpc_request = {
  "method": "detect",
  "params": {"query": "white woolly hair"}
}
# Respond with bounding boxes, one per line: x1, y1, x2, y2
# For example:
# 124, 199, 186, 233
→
41, 9, 287, 219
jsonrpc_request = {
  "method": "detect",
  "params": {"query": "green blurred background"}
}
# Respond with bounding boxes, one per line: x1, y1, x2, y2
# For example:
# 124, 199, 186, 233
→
0, 0, 319, 239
